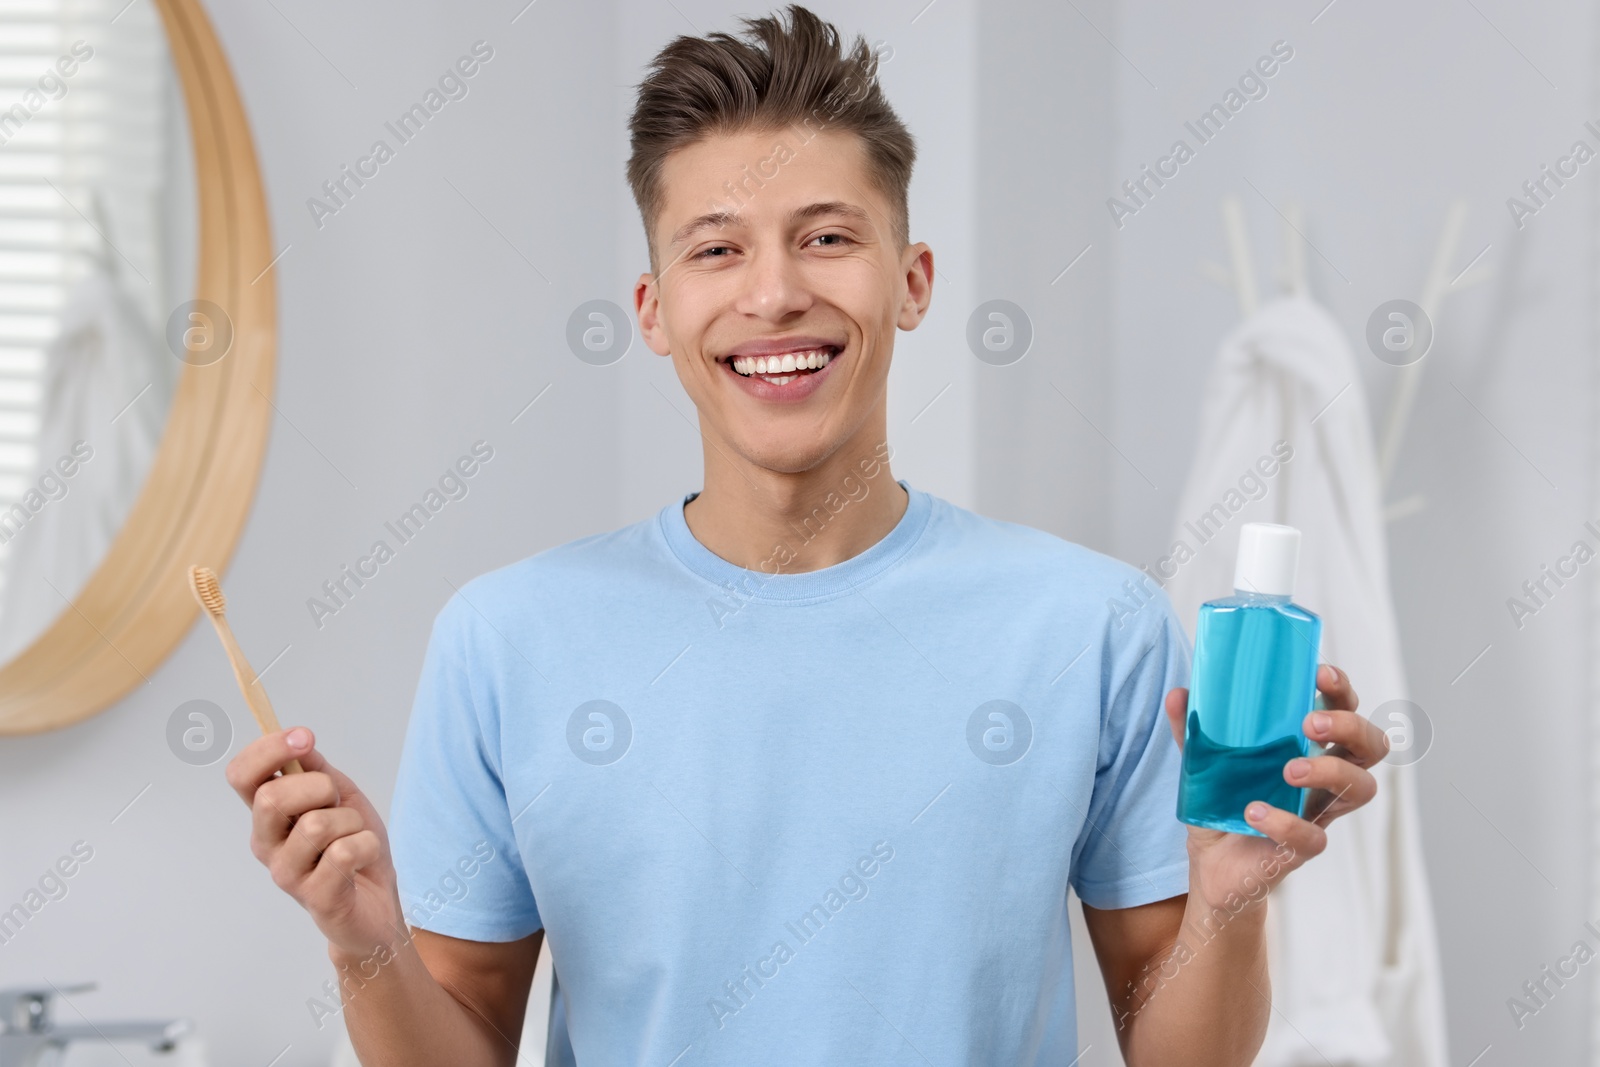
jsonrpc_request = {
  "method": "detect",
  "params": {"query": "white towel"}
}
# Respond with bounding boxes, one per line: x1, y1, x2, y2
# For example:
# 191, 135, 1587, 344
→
0, 268, 172, 662
1159, 294, 1449, 1067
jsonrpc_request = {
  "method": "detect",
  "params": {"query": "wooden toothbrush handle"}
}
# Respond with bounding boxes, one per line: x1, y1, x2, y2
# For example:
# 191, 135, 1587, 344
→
207, 614, 302, 774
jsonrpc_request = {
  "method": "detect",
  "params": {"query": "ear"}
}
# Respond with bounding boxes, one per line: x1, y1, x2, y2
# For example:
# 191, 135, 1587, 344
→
897, 242, 934, 331
634, 272, 671, 357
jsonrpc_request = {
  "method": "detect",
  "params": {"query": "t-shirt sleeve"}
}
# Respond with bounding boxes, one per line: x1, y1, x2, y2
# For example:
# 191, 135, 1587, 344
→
388, 594, 543, 941
1068, 598, 1192, 910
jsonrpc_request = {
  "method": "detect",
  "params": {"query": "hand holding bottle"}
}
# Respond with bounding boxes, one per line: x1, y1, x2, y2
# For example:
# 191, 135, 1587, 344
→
1161, 662, 1390, 914
1162, 524, 1392, 912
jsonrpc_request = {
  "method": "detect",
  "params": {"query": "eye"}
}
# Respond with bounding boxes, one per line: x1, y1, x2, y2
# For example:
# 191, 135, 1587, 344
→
811, 232, 852, 249
692, 244, 734, 260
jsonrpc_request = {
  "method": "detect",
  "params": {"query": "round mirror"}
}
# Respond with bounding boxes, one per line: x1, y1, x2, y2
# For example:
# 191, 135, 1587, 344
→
0, 0, 275, 733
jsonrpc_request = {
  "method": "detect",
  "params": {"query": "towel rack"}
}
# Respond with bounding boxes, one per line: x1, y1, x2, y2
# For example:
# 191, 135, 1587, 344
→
1198, 196, 1493, 521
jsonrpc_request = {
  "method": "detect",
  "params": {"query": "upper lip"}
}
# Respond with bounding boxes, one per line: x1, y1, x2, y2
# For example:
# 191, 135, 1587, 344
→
718, 335, 845, 362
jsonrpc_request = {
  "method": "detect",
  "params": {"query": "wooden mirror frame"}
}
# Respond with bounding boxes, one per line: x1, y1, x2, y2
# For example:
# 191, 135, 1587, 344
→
0, 0, 275, 733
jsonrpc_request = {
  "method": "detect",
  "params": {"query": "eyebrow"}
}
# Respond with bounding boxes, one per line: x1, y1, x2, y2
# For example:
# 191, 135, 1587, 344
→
667, 200, 875, 249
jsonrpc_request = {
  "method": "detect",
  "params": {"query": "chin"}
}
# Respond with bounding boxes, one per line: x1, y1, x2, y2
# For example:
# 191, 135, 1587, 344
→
737, 435, 837, 475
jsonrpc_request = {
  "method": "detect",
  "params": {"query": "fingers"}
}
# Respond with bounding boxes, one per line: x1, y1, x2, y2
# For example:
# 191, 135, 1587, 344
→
1283, 752, 1378, 825
1199, 667, 1375, 850
225, 728, 318, 808
1243, 799, 1327, 859
291, 743, 383, 826
249, 767, 337, 850
302, 830, 384, 905
271, 805, 368, 891
1302, 705, 1390, 768
227, 729, 362, 869
275, 809, 377, 895
1163, 687, 1189, 749
1314, 663, 1359, 712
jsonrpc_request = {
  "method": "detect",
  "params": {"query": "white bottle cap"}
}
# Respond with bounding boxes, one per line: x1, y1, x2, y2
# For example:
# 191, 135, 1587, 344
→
1233, 522, 1300, 596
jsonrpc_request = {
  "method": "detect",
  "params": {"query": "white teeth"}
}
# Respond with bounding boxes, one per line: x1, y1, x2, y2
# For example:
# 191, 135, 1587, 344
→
730, 347, 836, 378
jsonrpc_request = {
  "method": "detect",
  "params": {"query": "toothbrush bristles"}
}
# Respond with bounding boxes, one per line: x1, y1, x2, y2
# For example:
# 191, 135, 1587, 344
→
188, 565, 226, 615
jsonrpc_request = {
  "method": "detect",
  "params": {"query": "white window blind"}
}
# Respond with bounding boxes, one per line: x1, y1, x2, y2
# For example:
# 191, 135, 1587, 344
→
0, 0, 172, 601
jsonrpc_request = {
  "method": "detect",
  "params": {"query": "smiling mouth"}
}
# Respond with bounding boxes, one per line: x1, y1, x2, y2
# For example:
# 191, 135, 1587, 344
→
722, 345, 840, 386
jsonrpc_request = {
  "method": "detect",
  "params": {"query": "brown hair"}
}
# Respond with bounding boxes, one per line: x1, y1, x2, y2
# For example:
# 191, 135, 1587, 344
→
626, 4, 916, 273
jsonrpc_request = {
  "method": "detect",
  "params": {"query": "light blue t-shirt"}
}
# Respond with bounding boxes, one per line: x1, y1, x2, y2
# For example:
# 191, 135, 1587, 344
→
389, 481, 1193, 1065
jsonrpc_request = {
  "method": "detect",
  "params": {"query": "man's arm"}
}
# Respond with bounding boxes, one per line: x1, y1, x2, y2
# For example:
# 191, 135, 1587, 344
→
1081, 663, 1385, 1067
228, 727, 543, 1067
340, 927, 545, 1065
1082, 889, 1270, 1067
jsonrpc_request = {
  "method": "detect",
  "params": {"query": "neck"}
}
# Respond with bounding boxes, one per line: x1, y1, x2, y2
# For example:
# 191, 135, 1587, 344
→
684, 418, 906, 574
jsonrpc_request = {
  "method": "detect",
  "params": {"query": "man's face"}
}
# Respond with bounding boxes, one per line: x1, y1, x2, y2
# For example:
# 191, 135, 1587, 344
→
635, 128, 932, 475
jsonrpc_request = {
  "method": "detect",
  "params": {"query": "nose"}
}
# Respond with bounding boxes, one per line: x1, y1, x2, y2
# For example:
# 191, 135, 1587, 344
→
733, 243, 813, 323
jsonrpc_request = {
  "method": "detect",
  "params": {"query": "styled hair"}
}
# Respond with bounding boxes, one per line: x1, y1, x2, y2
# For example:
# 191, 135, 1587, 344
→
626, 4, 915, 273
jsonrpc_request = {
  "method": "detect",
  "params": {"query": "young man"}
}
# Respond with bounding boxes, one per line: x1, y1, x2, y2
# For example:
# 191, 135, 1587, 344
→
227, 6, 1388, 1064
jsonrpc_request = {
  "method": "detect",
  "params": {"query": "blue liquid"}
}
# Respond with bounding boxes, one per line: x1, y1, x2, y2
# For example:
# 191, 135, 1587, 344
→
1177, 592, 1322, 837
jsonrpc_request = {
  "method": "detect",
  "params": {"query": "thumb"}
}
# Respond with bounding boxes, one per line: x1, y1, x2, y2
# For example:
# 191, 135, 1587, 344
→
1163, 687, 1188, 751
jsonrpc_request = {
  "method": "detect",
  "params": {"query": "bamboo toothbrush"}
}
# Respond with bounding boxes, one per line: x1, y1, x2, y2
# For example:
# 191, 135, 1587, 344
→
188, 565, 303, 774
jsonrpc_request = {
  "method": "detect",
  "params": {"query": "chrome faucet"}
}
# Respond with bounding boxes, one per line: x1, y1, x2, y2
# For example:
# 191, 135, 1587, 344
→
0, 983, 192, 1067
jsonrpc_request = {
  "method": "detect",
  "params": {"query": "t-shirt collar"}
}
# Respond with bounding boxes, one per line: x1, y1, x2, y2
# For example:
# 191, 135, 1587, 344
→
657, 478, 931, 602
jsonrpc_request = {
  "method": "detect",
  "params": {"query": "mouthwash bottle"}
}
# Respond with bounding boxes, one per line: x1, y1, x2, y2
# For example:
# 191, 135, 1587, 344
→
1177, 522, 1322, 837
